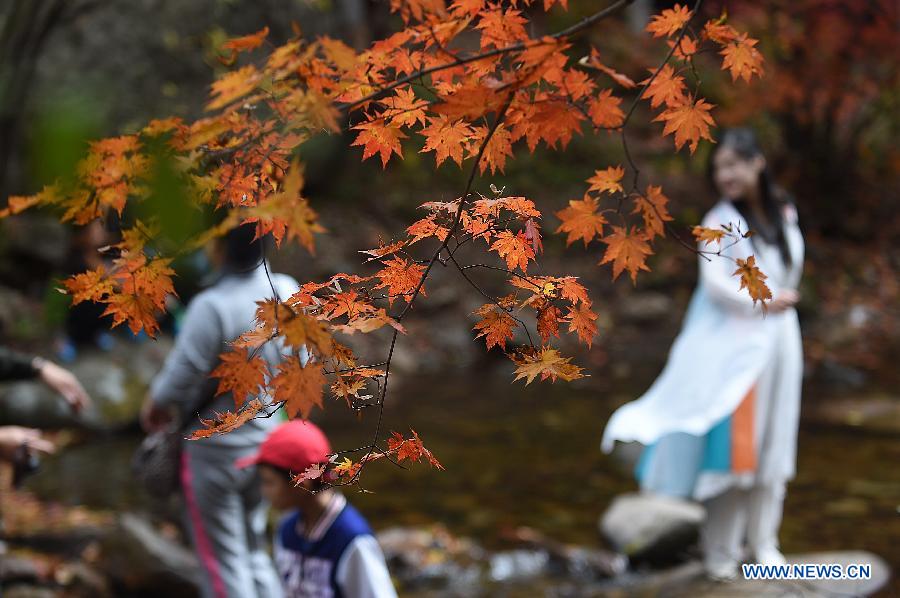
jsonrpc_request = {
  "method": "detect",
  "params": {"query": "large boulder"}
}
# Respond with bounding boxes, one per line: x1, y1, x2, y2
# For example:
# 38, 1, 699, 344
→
600, 492, 704, 566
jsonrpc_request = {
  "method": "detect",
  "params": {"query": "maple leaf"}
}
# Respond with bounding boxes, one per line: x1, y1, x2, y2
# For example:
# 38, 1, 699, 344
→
281, 312, 334, 357
469, 124, 514, 175
321, 291, 377, 321
472, 304, 517, 350
581, 48, 637, 89
599, 226, 653, 284
334, 310, 406, 335
188, 399, 264, 440
632, 185, 674, 239
703, 19, 738, 45
733, 255, 773, 306
387, 430, 443, 469
693, 225, 726, 246
720, 34, 765, 83
653, 97, 716, 154
381, 86, 429, 128
406, 215, 449, 245
564, 304, 598, 348
206, 65, 261, 111
511, 347, 585, 385
587, 89, 625, 129
524, 217, 543, 255
102, 292, 162, 337
247, 159, 324, 252
292, 463, 327, 485
219, 26, 269, 64
63, 267, 114, 305
272, 359, 326, 419
352, 120, 407, 168
210, 347, 268, 407
555, 195, 607, 247
668, 36, 698, 60
0, 193, 43, 219
359, 240, 407, 262
374, 257, 426, 304
646, 3, 692, 38
490, 230, 535, 272
420, 115, 473, 167
536, 302, 562, 344
640, 64, 687, 109
556, 277, 591, 305
475, 6, 528, 50
332, 457, 361, 480
587, 166, 625, 195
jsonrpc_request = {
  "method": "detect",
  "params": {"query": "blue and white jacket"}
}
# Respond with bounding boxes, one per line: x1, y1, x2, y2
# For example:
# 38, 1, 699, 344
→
274, 493, 397, 598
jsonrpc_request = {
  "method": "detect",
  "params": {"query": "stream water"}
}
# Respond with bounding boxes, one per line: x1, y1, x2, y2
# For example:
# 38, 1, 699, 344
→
25, 372, 899, 576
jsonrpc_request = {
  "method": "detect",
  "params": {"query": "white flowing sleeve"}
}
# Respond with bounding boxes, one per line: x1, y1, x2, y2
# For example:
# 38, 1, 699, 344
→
335, 535, 398, 598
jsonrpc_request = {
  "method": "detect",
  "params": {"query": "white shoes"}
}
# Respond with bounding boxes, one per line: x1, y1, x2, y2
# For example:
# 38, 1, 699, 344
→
754, 546, 787, 566
704, 558, 739, 581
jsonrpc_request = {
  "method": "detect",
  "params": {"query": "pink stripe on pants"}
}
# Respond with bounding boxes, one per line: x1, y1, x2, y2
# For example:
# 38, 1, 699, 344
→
181, 451, 228, 598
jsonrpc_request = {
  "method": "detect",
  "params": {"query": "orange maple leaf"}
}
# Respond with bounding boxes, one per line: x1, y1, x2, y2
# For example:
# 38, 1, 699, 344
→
247, 159, 324, 252
733, 255, 773, 306
640, 64, 687, 109
373, 257, 426, 304
206, 65, 261, 111
63, 267, 114, 305
189, 399, 265, 440
587, 166, 625, 195
646, 3, 692, 38
599, 226, 653, 283
387, 430, 444, 469
653, 97, 716, 154
210, 347, 268, 407
720, 34, 765, 82
587, 89, 625, 129
101, 292, 162, 337
511, 346, 585, 385
564, 303, 598, 348
632, 185, 674, 239
703, 19, 738, 45
555, 195, 607, 247
536, 301, 562, 344
490, 230, 535, 272
272, 359, 326, 419
352, 120, 407, 168
219, 26, 269, 64
420, 115, 473, 167
472, 304, 517, 350
693, 225, 726, 246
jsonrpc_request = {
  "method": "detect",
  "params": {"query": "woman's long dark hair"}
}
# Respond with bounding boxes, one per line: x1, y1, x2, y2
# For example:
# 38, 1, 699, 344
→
707, 128, 793, 267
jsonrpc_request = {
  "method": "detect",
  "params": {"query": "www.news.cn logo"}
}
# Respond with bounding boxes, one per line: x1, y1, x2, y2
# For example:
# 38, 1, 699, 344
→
742, 563, 872, 580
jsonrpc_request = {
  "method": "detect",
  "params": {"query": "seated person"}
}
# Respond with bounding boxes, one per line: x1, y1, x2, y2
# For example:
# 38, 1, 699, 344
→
236, 421, 397, 598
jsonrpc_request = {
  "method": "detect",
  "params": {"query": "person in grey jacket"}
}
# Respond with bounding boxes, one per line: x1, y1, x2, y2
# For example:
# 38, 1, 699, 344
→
140, 224, 299, 598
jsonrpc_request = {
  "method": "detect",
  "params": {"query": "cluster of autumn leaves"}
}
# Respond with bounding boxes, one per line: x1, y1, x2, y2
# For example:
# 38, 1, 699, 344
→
0, 1, 767, 484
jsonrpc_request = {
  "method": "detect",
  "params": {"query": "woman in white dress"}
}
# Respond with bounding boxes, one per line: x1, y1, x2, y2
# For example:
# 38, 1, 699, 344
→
601, 128, 805, 579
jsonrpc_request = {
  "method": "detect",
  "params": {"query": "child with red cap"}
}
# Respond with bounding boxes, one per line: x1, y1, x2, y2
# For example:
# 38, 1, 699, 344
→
236, 420, 397, 598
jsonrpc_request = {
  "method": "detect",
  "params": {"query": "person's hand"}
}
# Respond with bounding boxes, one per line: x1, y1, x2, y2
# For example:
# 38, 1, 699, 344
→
140, 396, 173, 433
768, 289, 800, 312
0, 426, 55, 462
37, 360, 92, 413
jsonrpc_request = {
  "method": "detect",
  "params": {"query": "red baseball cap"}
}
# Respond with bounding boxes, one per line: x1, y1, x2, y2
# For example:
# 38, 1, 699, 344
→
234, 420, 332, 473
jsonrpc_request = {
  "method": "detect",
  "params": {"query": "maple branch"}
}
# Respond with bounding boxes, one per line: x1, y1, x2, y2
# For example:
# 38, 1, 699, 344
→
345, 97, 516, 487
620, 0, 703, 192
446, 253, 537, 348
337, 0, 635, 112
